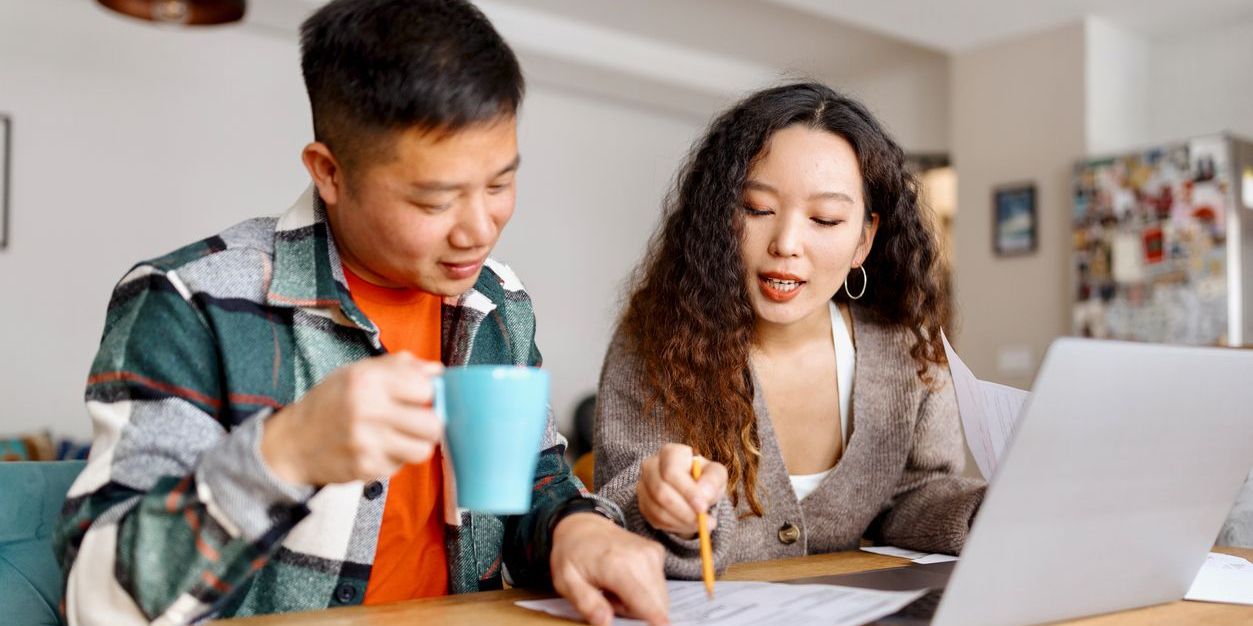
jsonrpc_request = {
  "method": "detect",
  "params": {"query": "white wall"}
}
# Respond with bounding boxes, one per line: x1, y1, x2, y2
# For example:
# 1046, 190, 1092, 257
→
1083, 13, 1253, 153
501, 89, 699, 433
1085, 17, 1151, 155
950, 22, 1088, 389
837, 55, 951, 155
0, 1, 700, 440
0, 2, 311, 439
1148, 16, 1253, 144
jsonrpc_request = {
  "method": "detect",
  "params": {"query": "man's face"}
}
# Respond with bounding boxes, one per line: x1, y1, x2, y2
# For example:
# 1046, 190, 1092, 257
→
323, 117, 519, 296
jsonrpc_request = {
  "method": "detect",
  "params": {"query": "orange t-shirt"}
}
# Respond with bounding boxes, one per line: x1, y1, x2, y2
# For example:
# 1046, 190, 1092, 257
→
343, 265, 449, 604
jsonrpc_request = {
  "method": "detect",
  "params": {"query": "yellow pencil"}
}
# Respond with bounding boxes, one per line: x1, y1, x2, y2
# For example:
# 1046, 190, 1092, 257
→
692, 457, 715, 599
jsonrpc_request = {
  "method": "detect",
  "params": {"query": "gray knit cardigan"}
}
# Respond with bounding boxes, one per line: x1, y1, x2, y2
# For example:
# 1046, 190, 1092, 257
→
594, 304, 986, 578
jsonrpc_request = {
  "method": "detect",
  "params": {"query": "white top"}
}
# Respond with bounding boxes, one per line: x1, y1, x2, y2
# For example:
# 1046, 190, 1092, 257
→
789, 470, 831, 502
788, 301, 856, 501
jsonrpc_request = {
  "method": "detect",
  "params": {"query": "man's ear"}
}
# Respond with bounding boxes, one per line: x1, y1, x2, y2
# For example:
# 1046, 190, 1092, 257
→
302, 142, 342, 206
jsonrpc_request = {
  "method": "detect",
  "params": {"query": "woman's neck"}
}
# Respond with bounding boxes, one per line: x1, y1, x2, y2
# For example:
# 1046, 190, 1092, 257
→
753, 300, 835, 358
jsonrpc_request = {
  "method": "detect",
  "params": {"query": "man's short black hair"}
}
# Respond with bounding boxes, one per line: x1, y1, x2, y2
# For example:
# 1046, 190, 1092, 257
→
300, 0, 524, 168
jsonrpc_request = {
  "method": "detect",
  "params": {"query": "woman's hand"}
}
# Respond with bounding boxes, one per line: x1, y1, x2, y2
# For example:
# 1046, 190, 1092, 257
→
637, 443, 728, 537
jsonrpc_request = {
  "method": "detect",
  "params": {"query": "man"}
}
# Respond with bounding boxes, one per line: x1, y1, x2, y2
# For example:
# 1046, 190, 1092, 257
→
54, 1, 669, 624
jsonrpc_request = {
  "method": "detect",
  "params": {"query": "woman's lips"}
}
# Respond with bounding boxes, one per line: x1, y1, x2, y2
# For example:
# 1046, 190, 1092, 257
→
758, 272, 805, 303
440, 258, 485, 280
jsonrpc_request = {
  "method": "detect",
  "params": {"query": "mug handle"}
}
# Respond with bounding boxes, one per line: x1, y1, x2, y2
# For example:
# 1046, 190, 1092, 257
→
430, 375, 446, 424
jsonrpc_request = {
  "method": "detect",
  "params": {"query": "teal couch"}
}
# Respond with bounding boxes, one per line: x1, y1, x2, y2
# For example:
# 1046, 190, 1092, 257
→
0, 461, 85, 626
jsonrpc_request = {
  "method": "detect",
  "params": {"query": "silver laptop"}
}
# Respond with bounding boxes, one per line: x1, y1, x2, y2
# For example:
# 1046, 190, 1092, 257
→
787, 338, 1253, 626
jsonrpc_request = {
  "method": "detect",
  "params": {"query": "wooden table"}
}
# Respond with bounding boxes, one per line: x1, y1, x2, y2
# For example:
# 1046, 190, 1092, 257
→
220, 547, 1253, 625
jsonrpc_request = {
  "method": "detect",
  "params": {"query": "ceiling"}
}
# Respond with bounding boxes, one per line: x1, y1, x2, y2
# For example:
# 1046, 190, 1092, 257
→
247, 0, 948, 121
252, 0, 941, 86
764, 0, 1253, 51
251, 0, 1253, 58
244, 0, 1253, 131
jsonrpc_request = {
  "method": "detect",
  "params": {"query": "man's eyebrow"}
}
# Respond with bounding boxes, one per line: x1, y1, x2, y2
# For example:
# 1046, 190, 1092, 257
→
494, 154, 521, 177
412, 180, 461, 192
410, 155, 522, 192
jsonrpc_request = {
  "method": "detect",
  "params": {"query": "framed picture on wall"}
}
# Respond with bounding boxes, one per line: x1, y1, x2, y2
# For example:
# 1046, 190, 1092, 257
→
1, 114, 9, 251
993, 182, 1036, 256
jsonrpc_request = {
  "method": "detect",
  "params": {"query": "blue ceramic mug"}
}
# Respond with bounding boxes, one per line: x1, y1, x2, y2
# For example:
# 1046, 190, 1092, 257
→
432, 366, 550, 513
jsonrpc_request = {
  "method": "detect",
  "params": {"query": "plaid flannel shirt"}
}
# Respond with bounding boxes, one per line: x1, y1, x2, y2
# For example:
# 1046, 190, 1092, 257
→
54, 186, 617, 625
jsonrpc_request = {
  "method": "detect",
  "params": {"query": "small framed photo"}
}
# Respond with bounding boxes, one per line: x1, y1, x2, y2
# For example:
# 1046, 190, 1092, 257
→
1, 114, 9, 251
993, 183, 1037, 256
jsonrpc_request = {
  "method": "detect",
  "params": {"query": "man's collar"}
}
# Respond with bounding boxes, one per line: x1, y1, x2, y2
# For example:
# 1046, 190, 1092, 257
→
266, 185, 376, 334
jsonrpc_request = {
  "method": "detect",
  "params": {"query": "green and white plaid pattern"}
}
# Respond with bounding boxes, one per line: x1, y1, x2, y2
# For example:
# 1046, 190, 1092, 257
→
54, 186, 612, 625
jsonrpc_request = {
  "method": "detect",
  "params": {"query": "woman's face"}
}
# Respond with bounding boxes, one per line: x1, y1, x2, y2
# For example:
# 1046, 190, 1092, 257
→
740, 125, 878, 328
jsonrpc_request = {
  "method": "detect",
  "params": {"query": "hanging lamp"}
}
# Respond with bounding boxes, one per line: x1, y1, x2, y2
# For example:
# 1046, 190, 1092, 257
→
96, 0, 246, 26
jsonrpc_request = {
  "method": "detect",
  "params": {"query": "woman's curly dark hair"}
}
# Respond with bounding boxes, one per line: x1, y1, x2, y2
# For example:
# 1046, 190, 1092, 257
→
620, 82, 949, 516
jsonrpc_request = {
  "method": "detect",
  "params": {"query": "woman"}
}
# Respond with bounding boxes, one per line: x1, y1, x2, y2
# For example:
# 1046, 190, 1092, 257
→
594, 82, 983, 578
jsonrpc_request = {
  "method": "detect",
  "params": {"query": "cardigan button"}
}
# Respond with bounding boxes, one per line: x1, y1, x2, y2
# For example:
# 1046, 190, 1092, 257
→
778, 522, 801, 545
333, 582, 357, 604
363, 481, 384, 500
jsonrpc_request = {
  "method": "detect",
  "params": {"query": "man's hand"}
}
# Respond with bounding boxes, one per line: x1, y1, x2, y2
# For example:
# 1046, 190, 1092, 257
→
260, 352, 444, 486
550, 513, 669, 626
638, 444, 728, 537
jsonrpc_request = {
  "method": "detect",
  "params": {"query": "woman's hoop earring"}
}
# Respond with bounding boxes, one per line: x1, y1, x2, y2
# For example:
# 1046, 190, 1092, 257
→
845, 265, 868, 300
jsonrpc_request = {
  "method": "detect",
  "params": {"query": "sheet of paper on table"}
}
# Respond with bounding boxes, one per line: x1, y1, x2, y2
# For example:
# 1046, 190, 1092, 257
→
941, 330, 1031, 480
860, 545, 959, 564
1186, 552, 1253, 605
516, 580, 926, 626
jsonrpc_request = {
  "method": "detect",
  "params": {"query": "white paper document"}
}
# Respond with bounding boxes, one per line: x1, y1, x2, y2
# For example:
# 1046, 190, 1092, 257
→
516, 580, 926, 626
1185, 552, 1253, 605
860, 545, 928, 560
941, 331, 1030, 480
859, 545, 959, 564
912, 553, 960, 565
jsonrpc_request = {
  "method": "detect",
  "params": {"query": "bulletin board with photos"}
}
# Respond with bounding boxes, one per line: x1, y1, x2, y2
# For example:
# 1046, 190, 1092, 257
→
1071, 136, 1232, 345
